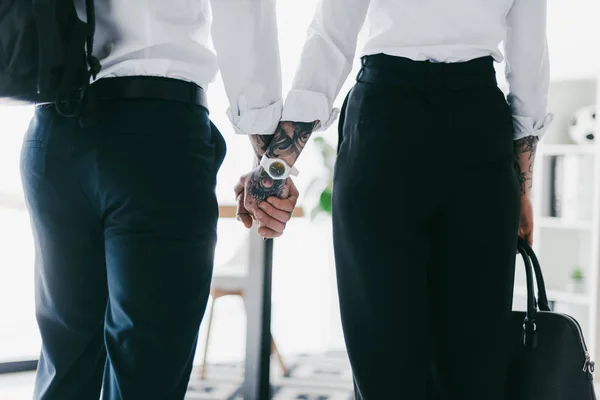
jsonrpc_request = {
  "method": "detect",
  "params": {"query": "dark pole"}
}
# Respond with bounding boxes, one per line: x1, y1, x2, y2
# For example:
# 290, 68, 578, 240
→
242, 231, 274, 400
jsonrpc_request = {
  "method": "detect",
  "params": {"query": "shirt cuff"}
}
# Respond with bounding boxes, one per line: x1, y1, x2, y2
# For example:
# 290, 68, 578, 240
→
226, 95, 283, 135
282, 90, 340, 132
512, 113, 554, 141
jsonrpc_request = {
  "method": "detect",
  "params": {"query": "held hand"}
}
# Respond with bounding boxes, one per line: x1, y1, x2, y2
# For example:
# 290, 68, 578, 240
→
234, 167, 299, 238
257, 183, 299, 237
518, 195, 534, 247
234, 175, 253, 229
234, 170, 280, 230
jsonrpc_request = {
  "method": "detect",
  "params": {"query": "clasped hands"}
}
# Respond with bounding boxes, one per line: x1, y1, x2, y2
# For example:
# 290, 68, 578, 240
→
234, 165, 299, 238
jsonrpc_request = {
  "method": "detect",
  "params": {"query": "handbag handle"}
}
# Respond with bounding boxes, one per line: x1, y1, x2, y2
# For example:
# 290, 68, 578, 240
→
517, 239, 537, 324
517, 238, 551, 312
517, 239, 551, 312
517, 238, 551, 347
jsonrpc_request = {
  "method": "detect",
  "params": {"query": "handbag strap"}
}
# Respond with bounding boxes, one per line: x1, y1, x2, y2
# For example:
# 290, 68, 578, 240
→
517, 238, 551, 312
517, 240, 537, 325
55, 0, 101, 117
84, 0, 101, 80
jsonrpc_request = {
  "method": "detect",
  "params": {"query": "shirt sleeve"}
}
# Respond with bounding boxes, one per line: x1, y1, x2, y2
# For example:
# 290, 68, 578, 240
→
209, 0, 282, 135
504, 0, 553, 141
281, 0, 371, 131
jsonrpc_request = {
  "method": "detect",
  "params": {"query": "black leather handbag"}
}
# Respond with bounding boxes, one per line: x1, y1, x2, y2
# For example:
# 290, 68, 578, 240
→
508, 238, 597, 399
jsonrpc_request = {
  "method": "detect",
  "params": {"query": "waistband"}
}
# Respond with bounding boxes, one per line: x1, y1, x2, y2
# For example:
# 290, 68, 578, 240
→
357, 54, 497, 90
36, 76, 208, 115
87, 76, 208, 110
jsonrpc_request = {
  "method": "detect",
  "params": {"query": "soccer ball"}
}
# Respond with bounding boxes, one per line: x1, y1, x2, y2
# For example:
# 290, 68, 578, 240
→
569, 105, 597, 145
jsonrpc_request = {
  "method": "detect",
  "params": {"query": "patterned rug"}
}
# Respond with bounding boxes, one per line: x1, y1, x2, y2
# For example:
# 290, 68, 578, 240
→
185, 351, 354, 400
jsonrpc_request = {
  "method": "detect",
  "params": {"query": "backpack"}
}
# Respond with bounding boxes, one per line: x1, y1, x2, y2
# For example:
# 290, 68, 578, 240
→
0, 0, 101, 115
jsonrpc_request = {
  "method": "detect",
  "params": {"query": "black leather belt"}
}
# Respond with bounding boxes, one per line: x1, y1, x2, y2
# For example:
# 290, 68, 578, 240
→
87, 76, 209, 111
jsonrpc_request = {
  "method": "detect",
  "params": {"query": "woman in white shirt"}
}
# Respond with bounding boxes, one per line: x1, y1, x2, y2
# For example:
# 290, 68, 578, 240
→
239, 0, 550, 398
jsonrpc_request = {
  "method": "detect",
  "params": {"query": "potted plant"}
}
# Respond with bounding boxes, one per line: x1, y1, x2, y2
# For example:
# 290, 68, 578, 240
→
567, 266, 586, 294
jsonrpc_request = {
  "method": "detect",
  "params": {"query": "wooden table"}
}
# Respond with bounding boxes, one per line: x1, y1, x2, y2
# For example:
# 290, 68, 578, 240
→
219, 204, 303, 399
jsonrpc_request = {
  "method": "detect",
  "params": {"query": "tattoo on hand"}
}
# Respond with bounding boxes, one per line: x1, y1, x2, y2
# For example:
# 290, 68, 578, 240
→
265, 121, 318, 160
248, 168, 285, 203
514, 136, 539, 195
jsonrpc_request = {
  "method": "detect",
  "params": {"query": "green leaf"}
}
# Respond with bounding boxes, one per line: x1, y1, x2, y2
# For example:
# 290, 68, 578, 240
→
319, 188, 333, 215
571, 266, 584, 281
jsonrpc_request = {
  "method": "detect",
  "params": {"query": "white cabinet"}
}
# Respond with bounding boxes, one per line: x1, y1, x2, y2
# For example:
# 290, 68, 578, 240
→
512, 77, 600, 361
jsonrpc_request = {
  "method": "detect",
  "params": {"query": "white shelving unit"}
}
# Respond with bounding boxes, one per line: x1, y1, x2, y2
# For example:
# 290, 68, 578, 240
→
540, 144, 597, 156
537, 217, 594, 231
513, 285, 591, 307
512, 73, 600, 362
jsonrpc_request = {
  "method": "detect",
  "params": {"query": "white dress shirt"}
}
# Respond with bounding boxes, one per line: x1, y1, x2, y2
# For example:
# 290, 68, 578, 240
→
76, 0, 282, 135
282, 0, 552, 140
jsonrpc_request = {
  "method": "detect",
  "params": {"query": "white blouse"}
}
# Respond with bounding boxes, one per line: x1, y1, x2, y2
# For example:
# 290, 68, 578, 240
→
282, 0, 552, 140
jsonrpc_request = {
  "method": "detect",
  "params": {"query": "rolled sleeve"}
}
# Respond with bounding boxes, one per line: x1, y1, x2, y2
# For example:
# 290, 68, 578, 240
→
504, 0, 552, 141
512, 113, 554, 141
227, 96, 283, 135
210, 0, 282, 135
281, 90, 340, 131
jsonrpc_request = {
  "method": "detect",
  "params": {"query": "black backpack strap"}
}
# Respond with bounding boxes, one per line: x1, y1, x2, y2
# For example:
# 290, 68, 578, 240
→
84, 0, 101, 80
32, 0, 57, 95
55, 0, 101, 116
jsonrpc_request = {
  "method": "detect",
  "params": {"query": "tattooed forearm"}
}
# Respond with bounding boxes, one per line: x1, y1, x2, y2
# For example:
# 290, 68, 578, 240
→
515, 135, 538, 160
249, 134, 273, 164
246, 120, 317, 205
247, 120, 318, 204
515, 163, 528, 194
264, 121, 319, 164
513, 135, 539, 196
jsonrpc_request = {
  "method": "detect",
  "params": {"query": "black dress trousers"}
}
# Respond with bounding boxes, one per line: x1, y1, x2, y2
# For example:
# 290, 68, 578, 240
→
333, 55, 520, 400
20, 81, 226, 399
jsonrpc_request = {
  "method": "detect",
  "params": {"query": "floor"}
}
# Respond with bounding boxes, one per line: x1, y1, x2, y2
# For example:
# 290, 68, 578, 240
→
0, 351, 356, 400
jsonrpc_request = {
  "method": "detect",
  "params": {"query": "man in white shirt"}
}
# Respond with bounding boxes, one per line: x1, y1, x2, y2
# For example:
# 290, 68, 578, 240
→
238, 0, 550, 398
20, 1, 286, 399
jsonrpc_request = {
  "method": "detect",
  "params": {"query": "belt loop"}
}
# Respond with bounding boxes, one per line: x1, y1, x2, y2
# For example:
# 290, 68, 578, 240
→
190, 83, 197, 111
356, 67, 365, 82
